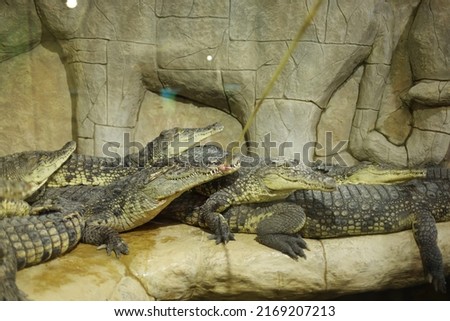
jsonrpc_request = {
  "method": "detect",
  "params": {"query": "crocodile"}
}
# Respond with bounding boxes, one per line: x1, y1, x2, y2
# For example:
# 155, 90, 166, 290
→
33, 145, 240, 254
179, 146, 427, 244
0, 145, 239, 300
165, 165, 450, 293
0, 141, 76, 217
46, 122, 224, 187
47, 122, 223, 188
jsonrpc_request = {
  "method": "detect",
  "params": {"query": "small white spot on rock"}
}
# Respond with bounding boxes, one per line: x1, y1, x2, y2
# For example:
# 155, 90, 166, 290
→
206, 55, 213, 61
66, 0, 78, 8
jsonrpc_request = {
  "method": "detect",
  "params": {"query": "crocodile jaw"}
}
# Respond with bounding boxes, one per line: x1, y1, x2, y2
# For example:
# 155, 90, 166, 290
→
152, 161, 240, 199
262, 173, 336, 192
22, 141, 76, 186
158, 122, 224, 160
343, 167, 427, 185
261, 164, 336, 192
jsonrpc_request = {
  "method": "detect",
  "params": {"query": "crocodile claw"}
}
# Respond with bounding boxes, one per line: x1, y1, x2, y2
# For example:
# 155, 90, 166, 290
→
0, 280, 28, 301
208, 229, 235, 244
214, 213, 234, 244
428, 272, 447, 294
101, 236, 129, 257
201, 211, 234, 244
84, 224, 129, 257
256, 233, 309, 260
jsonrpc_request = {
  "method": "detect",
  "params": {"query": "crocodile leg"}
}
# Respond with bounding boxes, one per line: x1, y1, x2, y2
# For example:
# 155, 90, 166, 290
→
0, 199, 65, 218
81, 225, 129, 257
412, 205, 446, 293
164, 193, 309, 260
198, 189, 236, 244
0, 241, 26, 300
225, 202, 309, 260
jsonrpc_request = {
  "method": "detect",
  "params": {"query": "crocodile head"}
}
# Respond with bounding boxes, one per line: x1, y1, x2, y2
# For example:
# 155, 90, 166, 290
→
260, 161, 336, 193
0, 141, 76, 197
146, 144, 240, 200
326, 162, 427, 185
96, 145, 240, 232
125, 122, 224, 167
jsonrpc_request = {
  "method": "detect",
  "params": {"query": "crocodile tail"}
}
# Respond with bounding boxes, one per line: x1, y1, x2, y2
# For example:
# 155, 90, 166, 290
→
0, 209, 84, 270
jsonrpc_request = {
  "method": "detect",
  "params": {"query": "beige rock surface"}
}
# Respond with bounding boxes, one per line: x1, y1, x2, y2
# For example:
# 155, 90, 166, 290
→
2, 0, 447, 165
16, 220, 450, 300
0, 41, 72, 156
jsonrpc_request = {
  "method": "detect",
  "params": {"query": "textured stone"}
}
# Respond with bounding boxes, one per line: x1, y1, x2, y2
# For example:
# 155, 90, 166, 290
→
282, 43, 371, 107
249, 100, 321, 162
348, 63, 394, 160
36, 0, 157, 42
94, 0, 157, 43
157, 17, 229, 70
0, 43, 72, 155
156, 0, 229, 18
59, 39, 107, 64
228, 41, 285, 71
16, 221, 450, 300
375, 108, 412, 146
158, 70, 229, 112
106, 41, 152, 128
407, 129, 450, 166
108, 277, 151, 301
362, 131, 408, 166
408, 0, 450, 81
11, 0, 445, 165
229, 0, 325, 42
373, 0, 418, 146
356, 64, 392, 110
66, 62, 107, 138
364, 2, 394, 65
0, 0, 41, 62
414, 107, 450, 134
35, 0, 92, 39
316, 66, 363, 157
325, 0, 383, 46
405, 81, 450, 107
78, 138, 95, 156
222, 70, 256, 123
94, 125, 135, 158
388, 0, 421, 45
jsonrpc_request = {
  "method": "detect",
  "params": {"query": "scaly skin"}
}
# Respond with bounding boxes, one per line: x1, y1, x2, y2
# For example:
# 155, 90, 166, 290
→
34, 145, 240, 255
190, 157, 337, 243
124, 122, 225, 167
187, 151, 431, 243
1, 146, 239, 300
167, 169, 450, 293
0, 142, 76, 217
0, 194, 84, 300
312, 162, 427, 185
47, 122, 224, 187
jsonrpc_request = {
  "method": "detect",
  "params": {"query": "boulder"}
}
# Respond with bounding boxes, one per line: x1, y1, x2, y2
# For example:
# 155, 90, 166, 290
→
16, 220, 450, 300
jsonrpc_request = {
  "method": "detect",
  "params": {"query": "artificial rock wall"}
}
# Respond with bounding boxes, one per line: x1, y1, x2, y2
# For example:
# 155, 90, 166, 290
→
1, 0, 450, 301
0, 0, 449, 166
